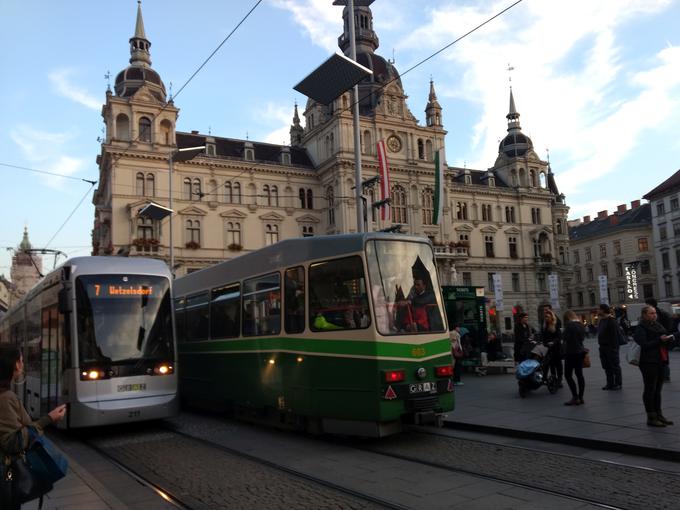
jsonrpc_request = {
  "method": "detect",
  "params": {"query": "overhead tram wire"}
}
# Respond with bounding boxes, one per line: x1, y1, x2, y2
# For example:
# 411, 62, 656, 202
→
0, 162, 97, 185
335, 0, 525, 117
43, 181, 97, 251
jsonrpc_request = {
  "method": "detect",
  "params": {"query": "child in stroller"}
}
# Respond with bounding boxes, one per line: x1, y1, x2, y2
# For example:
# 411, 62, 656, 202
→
516, 342, 559, 397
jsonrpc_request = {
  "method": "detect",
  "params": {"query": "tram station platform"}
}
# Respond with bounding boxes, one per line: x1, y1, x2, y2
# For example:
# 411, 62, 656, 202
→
446, 335, 680, 461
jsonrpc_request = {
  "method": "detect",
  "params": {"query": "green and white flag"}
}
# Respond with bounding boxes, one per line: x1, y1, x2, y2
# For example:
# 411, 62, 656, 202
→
433, 148, 445, 225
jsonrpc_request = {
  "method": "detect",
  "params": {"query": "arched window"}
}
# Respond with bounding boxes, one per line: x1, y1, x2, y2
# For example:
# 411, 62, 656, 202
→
192, 178, 202, 201
160, 119, 172, 145
265, 224, 279, 245
116, 113, 130, 141
422, 188, 434, 225
208, 179, 217, 202
146, 173, 155, 197
136, 172, 145, 196
136, 217, 154, 240
329, 133, 334, 154
299, 188, 306, 208
271, 185, 279, 207
225, 182, 232, 203
183, 178, 192, 200
306, 189, 313, 209
263, 185, 271, 206
556, 219, 563, 235
481, 204, 492, 222
425, 140, 433, 161
302, 226, 314, 237
185, 219, 201, 244
559, 246, 566, 264
327, 186, 335, 225
362, 130, 372, 154
417, 139, 424, 160
139, 117, 152, 142
539, 172, 547, 188
233, 182, 241, 204
456, 202, 468, 220
391, 184, 408, 224
529, 169, 537, 187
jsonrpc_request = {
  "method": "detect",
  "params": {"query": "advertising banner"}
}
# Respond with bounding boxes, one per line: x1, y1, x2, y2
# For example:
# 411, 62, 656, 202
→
548, 274, 560, 311
624, 264, 639, 301
598, 275, 609, 305
492, 273, 504, 311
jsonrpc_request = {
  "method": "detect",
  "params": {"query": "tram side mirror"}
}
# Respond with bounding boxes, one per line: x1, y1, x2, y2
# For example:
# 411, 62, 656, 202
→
58, 288, 72, 314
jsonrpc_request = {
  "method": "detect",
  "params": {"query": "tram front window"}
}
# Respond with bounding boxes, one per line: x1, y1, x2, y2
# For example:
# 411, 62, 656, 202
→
75, 275, 174, 367
366, 240, 445, 335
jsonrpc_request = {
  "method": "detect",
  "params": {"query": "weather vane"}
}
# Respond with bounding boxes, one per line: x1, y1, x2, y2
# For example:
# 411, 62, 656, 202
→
104, 70, 111, 91
168, 81, 173, 101
507, 63, 515, 86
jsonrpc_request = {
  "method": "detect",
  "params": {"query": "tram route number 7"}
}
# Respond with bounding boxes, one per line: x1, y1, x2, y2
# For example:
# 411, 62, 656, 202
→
94, 284, 101, 296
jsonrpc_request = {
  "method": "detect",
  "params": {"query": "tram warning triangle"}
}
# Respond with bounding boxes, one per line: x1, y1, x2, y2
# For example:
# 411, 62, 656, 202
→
384, 385, 397, 400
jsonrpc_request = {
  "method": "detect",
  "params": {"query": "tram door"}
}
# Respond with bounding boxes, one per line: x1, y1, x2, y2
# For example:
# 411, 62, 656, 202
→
40, 306, 61, 416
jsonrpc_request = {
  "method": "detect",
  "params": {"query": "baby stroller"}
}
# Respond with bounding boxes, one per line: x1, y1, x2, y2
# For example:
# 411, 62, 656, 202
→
516, 343, 558, 398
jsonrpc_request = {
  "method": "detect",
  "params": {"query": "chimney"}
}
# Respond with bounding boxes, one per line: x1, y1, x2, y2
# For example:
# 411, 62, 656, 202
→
191, 130, 199, 135
597, 210, 608, 219
631, 200, 641, 209
583, 215, 591, 223
617, 204, 627, 214
610, 215, 619, 226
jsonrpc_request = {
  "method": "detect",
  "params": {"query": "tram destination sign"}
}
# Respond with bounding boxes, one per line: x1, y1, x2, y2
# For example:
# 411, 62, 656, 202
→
89, 284, 156, 298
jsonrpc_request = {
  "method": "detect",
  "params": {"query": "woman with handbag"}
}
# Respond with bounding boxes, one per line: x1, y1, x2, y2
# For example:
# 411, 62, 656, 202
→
634, 306, 676, 427
0, 345, 66, 509
562, 310, 587, 406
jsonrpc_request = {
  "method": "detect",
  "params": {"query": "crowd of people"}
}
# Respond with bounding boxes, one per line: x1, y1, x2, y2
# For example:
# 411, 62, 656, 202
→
451, 297, 679, 427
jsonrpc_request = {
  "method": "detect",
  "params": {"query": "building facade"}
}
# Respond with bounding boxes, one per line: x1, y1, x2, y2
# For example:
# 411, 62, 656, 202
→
1, 228, 43, 310
566, 201, 657, 324
643, 168, 680, 304
92, 2, 571, 331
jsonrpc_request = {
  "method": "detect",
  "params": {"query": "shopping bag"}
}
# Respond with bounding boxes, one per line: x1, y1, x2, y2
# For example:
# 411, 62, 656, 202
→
626, 341, 641, 366
26, 429, 68, 487
583, 352, 591, 368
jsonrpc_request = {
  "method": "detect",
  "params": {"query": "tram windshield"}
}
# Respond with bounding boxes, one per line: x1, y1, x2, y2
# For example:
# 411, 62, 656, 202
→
75, 275, 174, 365
366, 240, 446, 335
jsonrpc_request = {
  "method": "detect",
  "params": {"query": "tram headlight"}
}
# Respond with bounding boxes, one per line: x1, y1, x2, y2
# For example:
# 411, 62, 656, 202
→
80, 369, 106, 381
153, 363, 174, 376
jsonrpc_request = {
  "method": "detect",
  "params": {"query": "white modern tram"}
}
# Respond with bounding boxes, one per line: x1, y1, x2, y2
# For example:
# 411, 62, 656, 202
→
0, 257, 178, 428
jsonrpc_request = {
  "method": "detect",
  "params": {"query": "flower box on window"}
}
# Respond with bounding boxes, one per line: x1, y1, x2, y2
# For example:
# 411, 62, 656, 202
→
185, 240, 200, 250
227, 243, 243, 251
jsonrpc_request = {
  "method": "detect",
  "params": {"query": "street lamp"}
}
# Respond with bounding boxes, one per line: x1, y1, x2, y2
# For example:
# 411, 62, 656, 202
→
294, 0, 373, 233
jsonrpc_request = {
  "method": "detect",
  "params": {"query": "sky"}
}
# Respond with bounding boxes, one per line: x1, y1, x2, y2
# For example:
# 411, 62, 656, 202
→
1, 0, 680, 276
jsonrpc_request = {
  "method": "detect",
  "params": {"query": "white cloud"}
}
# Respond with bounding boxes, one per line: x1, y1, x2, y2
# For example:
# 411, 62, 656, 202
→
10, 126, 87, 188
256, 102, 299, 145
270, 0, 339, 53
48, 68, 100, 110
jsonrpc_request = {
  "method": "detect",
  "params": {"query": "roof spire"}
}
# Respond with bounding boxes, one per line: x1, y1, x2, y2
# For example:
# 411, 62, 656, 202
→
337, 0, 378, 56
506, 88, 521, 132
290, 102, 304, 146
129, 0, 152, 67
19, 226, 32, 251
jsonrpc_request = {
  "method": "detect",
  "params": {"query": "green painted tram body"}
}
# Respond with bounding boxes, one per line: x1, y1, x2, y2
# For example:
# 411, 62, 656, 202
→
175, 233, 455, 436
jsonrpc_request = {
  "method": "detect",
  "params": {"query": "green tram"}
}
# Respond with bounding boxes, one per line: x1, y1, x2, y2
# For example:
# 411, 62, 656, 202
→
173, 233, 454, 437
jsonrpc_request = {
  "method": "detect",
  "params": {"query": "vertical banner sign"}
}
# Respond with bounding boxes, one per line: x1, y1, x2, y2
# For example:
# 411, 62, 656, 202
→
624, 264, 639, 301
432, 148, 445, 225
598, 275, 609, 305
492, 273, 504, 311
548, 274, 560, 311
376, 140, 390, 221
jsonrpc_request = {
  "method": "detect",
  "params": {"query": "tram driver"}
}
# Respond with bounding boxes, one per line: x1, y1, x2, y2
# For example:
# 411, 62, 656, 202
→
399, 257, 443, 332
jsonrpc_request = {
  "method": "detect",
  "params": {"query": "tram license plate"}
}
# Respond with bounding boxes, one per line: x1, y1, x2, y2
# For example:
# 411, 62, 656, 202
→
409, 382, 435, 394
117, 383, 147, 392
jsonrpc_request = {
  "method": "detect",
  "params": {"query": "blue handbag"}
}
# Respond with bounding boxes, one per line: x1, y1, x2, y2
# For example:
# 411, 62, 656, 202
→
26, 428, 68, 487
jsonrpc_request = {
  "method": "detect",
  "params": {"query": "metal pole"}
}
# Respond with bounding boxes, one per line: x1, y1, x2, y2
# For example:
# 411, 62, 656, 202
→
348, 0, 364, 233
168, 153, 174, 277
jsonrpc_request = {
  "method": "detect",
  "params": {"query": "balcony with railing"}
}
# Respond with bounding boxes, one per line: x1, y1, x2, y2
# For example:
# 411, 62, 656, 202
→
433, 242, 469, 260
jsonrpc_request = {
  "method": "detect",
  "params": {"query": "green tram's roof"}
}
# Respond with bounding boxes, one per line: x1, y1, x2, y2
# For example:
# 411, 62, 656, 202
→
174, 232, 429, 297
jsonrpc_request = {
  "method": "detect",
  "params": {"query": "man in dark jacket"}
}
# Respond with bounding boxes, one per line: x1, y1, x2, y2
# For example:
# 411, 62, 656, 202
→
646, 298, 672, 381
597, 304, 622, 390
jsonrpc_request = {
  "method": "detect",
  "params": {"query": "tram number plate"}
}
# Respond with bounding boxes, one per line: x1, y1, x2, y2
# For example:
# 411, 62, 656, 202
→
117, 384, 147, 392
409, 382, 436, 394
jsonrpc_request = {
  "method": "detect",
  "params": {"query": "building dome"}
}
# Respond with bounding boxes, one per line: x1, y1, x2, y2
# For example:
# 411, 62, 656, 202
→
356, 52, 402, 89
499, 131, 533, 158
114, 66, 166, 101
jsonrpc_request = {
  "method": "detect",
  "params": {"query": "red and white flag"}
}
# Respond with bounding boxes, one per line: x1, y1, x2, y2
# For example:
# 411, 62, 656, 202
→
377, 140, 390, 221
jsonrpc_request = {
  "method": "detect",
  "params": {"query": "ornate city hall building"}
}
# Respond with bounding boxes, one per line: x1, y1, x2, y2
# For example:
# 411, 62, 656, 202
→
92, 2, 571, 330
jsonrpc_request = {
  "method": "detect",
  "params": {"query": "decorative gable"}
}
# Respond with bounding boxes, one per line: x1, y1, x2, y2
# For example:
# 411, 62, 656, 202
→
259, 212, 285, 222
178, 205, 207, 216
219, 209, 247, 219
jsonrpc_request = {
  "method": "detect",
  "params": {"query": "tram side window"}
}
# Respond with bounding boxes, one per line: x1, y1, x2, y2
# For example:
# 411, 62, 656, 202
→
242, 273, 281, 337
185, 293, 209, 341
210, 283, 241, 339
284, 267, 305, 334
174, 297, 186, 343
309, 256, 370, 331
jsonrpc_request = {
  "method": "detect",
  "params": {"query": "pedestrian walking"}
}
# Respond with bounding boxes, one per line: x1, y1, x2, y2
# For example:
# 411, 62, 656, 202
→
513, 313, 534, 363
634, 305, 675, 427
562, 310, 587, 405
541, 308, 563, 387
597, 304, 622, 390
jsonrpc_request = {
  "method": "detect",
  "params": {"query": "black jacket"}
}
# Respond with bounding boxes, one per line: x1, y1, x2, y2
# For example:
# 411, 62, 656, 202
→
597, 316, 618, 350
563, 321, 586, 355
634, 321, 669, 365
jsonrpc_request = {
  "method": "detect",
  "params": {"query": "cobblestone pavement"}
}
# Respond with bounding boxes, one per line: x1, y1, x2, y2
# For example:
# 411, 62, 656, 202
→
167, 412, 603, 509
90, 429, 387, 510
368, 431, 680, 510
